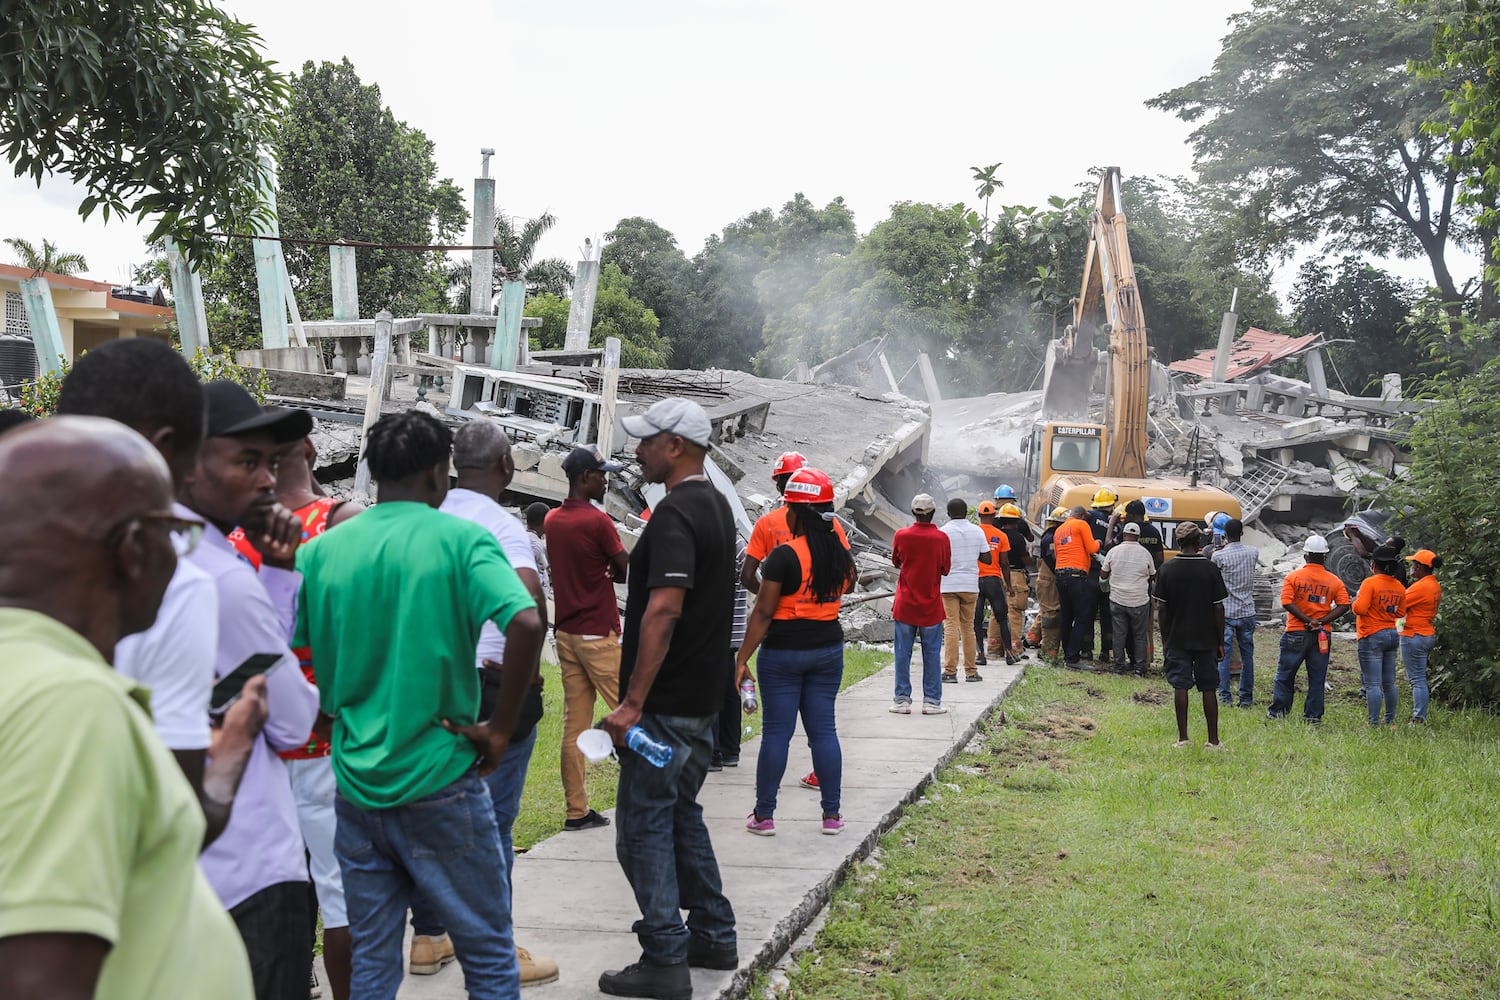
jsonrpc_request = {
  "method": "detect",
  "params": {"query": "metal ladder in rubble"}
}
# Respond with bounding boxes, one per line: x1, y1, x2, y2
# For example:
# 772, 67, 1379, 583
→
1220, 457, 1293, 523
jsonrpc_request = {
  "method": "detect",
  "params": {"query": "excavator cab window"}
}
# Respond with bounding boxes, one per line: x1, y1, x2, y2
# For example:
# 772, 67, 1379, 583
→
1051, 437, 1099, 473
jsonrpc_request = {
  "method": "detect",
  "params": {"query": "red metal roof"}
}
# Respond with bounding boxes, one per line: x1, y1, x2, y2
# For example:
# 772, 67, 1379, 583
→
1168, 327, 1321, 381
0, 263, 174, 319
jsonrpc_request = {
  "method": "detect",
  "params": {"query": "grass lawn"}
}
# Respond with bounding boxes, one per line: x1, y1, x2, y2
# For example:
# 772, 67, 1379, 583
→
511, 644, 893, 850
780, 629, 1500, 999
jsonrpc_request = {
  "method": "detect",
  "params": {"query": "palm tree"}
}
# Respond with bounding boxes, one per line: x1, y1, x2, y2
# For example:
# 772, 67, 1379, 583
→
493, 211, 556, 280
970, 162, 1003, 238
4, 237, 89, 276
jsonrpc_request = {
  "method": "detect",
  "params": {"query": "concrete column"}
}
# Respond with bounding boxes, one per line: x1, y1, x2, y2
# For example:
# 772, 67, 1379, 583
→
471, 177, 496, 316
18, 277, 66, 374
353, 310, 394, 500
916, 352, 941, 402
1305, 347, 1329, 396
564, 258, 599, 351
330, 246, 359, 322
493, 278, 525, 371
163, 238, 209, 359
1211, 288, 1239, 383
878, 352, 900, 394
598, 336, 621, 456
251, 155, 289, 349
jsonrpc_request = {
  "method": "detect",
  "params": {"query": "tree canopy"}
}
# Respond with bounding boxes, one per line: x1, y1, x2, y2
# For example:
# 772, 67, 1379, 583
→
1149, 0, 1486, 318
185, 58, 466, 353
0, 0, 288, 263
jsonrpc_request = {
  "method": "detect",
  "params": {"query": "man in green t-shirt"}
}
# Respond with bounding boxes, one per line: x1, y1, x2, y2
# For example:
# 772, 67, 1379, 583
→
0, 417, 254, 1000
294, 410, 543, 999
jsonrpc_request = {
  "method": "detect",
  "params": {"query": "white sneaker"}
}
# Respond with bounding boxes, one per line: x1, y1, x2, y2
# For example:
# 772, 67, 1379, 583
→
922, 703, 947, 715
1172, 739, 1191, 748
889, 701, 912, 714
1204, 741, 1225, 751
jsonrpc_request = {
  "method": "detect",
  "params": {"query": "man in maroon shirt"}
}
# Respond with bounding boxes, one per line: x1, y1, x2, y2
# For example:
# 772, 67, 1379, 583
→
890, 494, 951, 715
545, 445, 630, 830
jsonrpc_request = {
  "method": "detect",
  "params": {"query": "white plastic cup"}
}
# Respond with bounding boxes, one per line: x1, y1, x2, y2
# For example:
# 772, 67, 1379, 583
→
576, 728, 614, 763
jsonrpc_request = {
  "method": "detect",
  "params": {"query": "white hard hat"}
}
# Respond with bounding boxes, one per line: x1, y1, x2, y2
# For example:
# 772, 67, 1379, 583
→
1303, 534, 1330, 554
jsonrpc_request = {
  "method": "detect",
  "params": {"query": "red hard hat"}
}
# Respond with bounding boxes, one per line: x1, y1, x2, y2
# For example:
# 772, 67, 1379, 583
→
782, 467, 835, 504
772, 451, 808, 478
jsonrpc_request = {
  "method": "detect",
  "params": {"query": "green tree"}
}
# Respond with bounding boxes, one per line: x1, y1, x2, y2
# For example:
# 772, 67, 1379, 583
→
1390, 358, 1500, 708
758, 201, 971, 383
524, 258, 574, 299
4, 237, 88, 276
1149, 0, 1487, 319
524, 264, 669, 369
1420, 0, 1500, 318
1290, 257, 1443, 391
602, 217, 692, 358
0, 0, 288, 263
200, 58, 466, 350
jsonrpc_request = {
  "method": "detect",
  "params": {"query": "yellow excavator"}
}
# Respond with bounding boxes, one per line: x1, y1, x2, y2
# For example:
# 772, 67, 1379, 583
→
1020, 167, 1240, 547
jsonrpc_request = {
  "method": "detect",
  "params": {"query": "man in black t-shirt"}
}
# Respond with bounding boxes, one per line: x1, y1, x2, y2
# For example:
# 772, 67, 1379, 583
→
1154, 521, 1228, 749
599, 398, 738, 999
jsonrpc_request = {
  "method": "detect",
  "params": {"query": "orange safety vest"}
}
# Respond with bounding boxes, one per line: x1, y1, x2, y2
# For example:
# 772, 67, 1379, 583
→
771, 537, 845, 623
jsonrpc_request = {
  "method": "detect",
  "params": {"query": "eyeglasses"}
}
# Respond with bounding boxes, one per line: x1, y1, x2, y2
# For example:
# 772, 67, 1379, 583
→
107, 510, 207, 558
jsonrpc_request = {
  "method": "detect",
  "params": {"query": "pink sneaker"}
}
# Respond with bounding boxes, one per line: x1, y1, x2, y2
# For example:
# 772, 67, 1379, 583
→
745, 812, 776, 836
821, 815, 845, 836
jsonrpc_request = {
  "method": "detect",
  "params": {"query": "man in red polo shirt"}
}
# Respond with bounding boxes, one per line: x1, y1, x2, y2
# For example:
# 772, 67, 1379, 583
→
890, 493, 951, 715
545, 445, 629, 831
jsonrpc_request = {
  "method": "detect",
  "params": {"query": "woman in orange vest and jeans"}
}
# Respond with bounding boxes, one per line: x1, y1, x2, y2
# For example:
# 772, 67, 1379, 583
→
737, 467, 857, 837
1401, 549, 1443, 724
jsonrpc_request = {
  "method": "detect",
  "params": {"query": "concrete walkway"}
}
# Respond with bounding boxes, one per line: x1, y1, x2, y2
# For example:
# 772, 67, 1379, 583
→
383, 657, 1025, 999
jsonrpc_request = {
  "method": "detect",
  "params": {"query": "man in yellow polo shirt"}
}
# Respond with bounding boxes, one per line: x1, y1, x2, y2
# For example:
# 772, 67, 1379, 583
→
0, 417, 253, 1000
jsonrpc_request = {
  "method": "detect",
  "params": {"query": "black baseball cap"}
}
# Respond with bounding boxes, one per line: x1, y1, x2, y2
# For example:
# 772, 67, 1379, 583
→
561, 444, 624, 480
203, 380, 312, 443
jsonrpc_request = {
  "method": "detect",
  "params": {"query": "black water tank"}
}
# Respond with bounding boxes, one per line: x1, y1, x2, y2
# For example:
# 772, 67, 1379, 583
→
0, 334, 40, 392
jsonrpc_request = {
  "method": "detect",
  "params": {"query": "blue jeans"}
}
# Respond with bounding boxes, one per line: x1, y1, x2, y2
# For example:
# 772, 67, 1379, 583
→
893, 621, 944, 705
615, 712, 736, 966
1217, 616, 1256, 706
1358, 628, 1400, 725
1402, 633, 1437, 721
1269, 630, 1330, 721
410, 726, 537, 936
755, 643, 844, 818
335, 770, 517, 1000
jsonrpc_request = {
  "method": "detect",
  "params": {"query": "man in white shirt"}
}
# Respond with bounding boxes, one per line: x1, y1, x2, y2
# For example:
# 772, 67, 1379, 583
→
939, 498, 990, 682
55, 340, 266, 847
1101, 522, 1157, 674
405, 419, 560, 988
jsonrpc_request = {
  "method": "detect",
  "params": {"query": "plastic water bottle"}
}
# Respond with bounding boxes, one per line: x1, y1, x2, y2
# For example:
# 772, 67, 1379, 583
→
625, 725, 673, 768
739, 679, 758, 713
1317, 628, 1330, 655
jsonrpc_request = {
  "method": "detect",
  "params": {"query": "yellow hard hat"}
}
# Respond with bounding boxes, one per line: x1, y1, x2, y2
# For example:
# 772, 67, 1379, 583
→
1114, 502, 1127, 516
998, 503, 1024, 519
1047, 505, 1069, 524
1092, 486, 1119, 508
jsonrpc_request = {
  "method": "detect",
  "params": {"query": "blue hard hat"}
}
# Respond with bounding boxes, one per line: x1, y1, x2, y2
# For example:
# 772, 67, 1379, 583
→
993, 484, 1017, 500
1212, 512, 1231, 532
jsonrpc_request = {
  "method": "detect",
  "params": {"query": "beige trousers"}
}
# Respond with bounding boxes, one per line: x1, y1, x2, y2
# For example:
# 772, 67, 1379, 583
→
942, 592, 979, 676
556, 630, 621, 821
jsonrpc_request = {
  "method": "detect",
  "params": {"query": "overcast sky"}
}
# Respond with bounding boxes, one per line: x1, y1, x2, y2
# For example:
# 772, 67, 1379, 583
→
2, 0, 1473, 305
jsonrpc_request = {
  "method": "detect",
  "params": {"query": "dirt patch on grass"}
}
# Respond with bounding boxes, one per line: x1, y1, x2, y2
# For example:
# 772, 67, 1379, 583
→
982, 703, 1097, 782
1132, 689, 1170, 705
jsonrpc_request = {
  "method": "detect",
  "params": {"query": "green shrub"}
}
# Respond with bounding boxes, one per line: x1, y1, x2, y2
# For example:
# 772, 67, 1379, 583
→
1391, 360, 1500, 709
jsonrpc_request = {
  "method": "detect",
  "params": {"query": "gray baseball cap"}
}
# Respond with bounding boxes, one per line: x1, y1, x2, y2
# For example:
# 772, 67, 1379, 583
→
910, 493, 936, 514
621, 397, 713, 448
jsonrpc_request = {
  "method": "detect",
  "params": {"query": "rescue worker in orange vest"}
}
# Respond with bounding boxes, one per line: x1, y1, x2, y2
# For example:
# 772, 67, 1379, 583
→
736, 467, 857, 837
740, 450, 849, 795
1054, 505, 1101, 666
972, 501, 1015, 666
